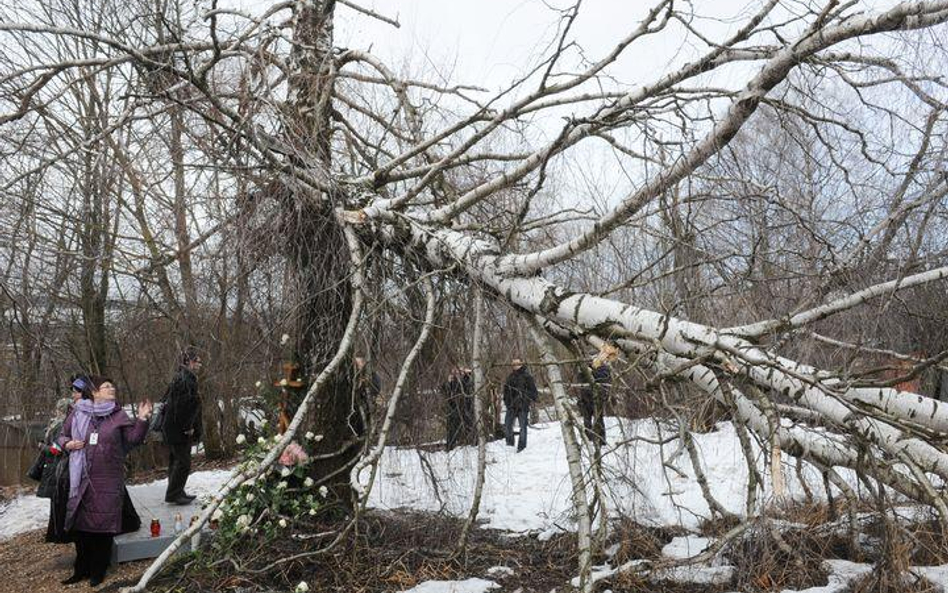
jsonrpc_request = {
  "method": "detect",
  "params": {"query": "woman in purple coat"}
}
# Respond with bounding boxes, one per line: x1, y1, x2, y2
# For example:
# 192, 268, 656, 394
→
59, 375, 153, 587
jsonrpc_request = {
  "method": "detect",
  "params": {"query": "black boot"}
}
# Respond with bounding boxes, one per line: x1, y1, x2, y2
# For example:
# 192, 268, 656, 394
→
61, 573, 86, 585
89, 573, 106, 587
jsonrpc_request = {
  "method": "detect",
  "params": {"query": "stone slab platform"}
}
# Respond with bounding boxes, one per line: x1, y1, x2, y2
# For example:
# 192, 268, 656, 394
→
112, 483, 205, 563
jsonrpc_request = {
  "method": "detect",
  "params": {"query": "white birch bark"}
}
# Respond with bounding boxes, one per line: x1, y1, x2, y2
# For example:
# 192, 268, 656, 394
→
456, 287, 488, 556
529, 322, 594, 593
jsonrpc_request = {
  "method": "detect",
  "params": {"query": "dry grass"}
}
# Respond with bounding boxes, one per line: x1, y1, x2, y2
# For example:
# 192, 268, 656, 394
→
723, 523, 830, 593
849, 569, 940, 593
0, 529, 153, 593
608, 517, 685, 566
153, 510, 581, 592
144, 503, 948, 593
849, 513, 945, 593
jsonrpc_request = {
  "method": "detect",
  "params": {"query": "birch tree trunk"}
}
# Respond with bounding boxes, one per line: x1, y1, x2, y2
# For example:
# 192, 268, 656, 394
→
529, 322, 594, 593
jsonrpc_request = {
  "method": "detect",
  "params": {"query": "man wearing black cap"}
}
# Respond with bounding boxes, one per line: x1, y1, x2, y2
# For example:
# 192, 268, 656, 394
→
161, 348, 203, 505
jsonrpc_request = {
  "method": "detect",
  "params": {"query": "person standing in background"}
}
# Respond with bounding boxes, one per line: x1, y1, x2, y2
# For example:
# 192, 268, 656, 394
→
576, 355, 612, 448
502, 358, 538, 452
442, 365, 475, 450
161, 348, 203, 505
39, 375, 88, 543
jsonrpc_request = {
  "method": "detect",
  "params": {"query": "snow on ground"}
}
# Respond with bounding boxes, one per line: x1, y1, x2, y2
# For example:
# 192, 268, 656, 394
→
1, 417, 821, 540
800, 560, 873, 593
662, 536, 712, 559
485, 566, 514, 579
0, 469, 232, 541
365, 417, 838, 532
397, 578, 499, 593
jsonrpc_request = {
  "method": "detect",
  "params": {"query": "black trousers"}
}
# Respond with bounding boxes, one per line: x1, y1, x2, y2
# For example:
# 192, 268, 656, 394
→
165, 441, 192, 501
73, 531, 113, 579
580, 399, 606, 447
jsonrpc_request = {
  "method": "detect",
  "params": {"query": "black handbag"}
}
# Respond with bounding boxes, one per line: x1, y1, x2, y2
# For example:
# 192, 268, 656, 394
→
36, 453, 65, 499
26, 449, 47, 482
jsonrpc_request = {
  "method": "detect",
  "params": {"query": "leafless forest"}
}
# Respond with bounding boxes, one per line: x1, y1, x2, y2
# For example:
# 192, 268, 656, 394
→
2, 0, 948, 591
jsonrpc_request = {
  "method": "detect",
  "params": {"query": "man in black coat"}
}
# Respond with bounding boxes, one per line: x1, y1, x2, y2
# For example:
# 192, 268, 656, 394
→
162, 349, 203, 505
442, 366, 474, 450
503, 358, 538, 451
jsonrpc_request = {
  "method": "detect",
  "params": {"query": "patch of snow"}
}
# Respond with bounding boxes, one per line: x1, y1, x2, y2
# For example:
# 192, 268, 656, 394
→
570, 559, 650, 588
398, 577, 498, 593
485, 566, 514, 578
782, 559, 873, 593
537, 524, 566, 541
652, 564, 733, 586
915, 565, 948, 588
662, 535, 711, 560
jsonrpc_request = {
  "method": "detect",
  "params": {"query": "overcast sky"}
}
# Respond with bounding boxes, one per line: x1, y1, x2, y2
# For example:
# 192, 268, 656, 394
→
333, 0, 755, 95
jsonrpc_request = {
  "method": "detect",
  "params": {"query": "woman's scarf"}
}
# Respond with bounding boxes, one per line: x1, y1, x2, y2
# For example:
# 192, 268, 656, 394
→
68, 399, 116, 500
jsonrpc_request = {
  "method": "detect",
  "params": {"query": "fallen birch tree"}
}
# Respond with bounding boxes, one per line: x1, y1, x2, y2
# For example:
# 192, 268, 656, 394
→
2, 0, 948, 590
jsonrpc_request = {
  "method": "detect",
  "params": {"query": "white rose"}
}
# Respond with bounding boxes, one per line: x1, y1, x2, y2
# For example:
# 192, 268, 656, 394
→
278, 518, 287, 528
318, 485, 328, 498
280, 467, 292, 477
235, 434, 246, 445
236, 514, 251, 529
279, 378, 288, 387
274, 434, 281, 442
295, 582, 310, 593
254, 381, 262, 388
308, 508, 317, 516
313, 434, 324, 442
211, 509, 223, 521
260, 419, 268, 427
303, 477, 314, 488
257, 436, 266, 445
246, 493, 255, 502
304, 431, 315, 440
281, 333, 290, 345
277, 481, 288, 490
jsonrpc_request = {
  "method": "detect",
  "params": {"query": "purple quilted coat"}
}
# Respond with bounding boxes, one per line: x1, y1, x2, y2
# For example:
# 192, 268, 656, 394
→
58, 404, 148, 533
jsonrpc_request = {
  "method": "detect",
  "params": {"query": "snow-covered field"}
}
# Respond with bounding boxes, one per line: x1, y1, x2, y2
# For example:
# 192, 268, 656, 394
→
3, 416, 947, 592
366, 417, 828, 533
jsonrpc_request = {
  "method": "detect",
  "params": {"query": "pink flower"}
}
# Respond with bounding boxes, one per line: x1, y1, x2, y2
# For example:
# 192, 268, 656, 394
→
279, 441, 309, 467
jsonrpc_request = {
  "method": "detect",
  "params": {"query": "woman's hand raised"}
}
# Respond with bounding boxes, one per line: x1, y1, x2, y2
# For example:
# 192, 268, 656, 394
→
137, 399, 153, 421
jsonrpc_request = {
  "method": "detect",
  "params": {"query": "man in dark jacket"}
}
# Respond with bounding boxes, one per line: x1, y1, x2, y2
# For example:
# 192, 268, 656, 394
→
161, 348, 203, 504
577, 358, 611, 448
442, 366, 474, 450
503, 358, 538, 451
